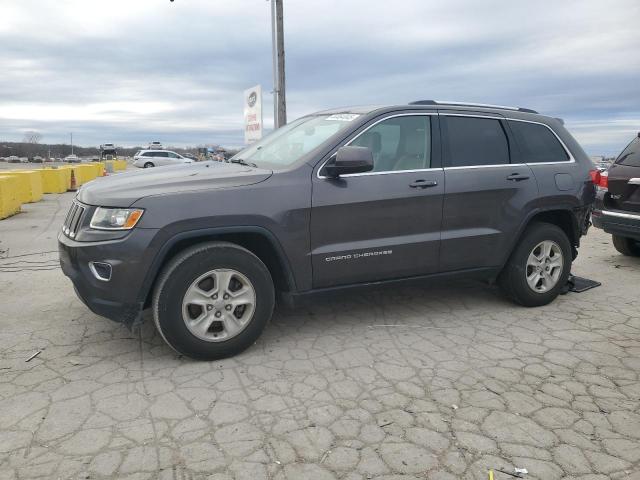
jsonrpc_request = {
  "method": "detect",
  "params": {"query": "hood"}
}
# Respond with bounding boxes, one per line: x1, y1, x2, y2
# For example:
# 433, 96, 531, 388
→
77, 161, 273, 207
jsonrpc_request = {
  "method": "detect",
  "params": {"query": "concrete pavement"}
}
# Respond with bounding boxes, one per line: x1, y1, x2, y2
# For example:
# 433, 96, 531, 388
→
0, 192, 639, 479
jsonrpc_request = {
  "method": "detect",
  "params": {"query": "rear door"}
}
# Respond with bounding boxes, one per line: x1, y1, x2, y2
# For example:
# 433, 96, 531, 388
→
439, 112, 538, 271
607, 136, 640, 213
311, 113, 444, 288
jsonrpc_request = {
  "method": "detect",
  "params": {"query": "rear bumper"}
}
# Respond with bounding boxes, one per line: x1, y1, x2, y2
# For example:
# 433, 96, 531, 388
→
592, 208, 640, 241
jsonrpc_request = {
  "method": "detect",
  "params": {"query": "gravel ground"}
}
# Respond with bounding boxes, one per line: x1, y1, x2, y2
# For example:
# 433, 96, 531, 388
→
0, 192, 639, 480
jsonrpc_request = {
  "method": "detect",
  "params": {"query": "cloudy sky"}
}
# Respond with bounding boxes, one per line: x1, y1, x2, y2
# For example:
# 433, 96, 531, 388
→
1, 0, 639, 155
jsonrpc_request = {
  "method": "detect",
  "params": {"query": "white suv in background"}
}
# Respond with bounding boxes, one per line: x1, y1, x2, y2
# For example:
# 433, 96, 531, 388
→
132, 150, 193, 168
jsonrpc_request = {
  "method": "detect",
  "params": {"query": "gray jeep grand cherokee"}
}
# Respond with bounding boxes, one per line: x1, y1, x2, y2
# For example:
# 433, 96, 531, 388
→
59, 101, 595, 360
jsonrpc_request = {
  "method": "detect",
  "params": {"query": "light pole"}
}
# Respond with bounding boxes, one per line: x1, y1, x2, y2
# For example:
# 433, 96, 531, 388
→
270, 0, 286, 129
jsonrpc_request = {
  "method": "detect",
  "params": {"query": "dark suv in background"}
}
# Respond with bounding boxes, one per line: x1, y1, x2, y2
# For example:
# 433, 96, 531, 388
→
592, 133, 640, 256
59, 101, 596, 360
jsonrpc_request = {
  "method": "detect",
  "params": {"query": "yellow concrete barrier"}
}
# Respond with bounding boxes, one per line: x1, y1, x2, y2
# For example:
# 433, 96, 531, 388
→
115, 159, 127, 171
72, 164, 100, 184
57, 165, 84, 189
0, 170, 43, 203
0, 171, 30, 204
91, 162, 106, 177
0, 175, 21, 219
58, 163, 104, 190
39, 168, 69, 193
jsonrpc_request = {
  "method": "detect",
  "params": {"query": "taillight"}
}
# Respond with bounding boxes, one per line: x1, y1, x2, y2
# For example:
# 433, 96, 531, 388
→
589, 169, 608, 189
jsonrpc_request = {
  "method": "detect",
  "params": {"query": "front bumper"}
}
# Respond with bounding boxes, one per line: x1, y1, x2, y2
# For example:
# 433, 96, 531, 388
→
58, 227, 159, 326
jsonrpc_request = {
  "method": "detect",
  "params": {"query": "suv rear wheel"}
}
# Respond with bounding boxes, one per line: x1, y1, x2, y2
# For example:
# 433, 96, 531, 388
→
152, 242, 275, 360
499, 222, 571, 307
612, 234, 640, 256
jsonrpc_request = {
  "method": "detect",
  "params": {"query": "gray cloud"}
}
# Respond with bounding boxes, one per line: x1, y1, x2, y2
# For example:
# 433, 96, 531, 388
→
0, 0, 639, 155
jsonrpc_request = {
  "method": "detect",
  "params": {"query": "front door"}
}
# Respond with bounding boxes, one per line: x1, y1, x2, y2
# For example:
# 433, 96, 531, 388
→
311, 113, 444, 288
439, 113, 539, 271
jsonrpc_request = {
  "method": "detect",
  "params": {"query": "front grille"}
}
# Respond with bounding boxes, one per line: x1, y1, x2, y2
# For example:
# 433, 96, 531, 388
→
62, 202, 86, 239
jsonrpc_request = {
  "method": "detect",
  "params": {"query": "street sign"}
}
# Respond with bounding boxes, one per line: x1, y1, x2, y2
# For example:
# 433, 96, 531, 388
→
243, 85, 263, 144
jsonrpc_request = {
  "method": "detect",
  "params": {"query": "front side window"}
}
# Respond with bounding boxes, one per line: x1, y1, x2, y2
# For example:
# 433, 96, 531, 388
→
235, 114, 359, 169
509, 120, 569, 163
445, 116, 509, 167
616, 137, 640, 167
350, 116, 431, 172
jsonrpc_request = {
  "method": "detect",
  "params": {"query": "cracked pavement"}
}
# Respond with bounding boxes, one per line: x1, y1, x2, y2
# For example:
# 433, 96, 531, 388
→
1, 192, 639, 480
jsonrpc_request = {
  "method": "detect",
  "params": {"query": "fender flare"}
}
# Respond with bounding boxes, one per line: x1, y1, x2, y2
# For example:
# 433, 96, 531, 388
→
499, 205, 581, 271
136, 225, 298, 305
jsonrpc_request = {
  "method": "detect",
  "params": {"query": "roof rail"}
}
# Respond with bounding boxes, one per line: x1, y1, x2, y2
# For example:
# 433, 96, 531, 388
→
409, 100, 538, 114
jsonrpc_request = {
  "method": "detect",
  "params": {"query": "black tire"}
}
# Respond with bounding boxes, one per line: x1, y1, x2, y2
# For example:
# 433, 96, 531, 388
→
152, 242, 275, 360
612, 235, 640, 257
143, 162, 154, 168
499, 222, 572, 307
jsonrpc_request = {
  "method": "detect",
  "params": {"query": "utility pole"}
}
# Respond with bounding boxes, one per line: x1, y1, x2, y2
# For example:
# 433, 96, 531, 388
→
270, 0, 286, 129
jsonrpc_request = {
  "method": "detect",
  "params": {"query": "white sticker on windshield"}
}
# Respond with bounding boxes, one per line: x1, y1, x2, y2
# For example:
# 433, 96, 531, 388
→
325, 113, 360, 122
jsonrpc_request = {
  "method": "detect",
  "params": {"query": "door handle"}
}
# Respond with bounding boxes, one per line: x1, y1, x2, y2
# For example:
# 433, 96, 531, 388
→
506, 173, 530, 181
409, 179, 438, 189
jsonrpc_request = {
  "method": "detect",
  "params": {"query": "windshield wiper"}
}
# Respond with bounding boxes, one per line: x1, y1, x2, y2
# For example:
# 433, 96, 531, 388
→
230, 158, 258, 168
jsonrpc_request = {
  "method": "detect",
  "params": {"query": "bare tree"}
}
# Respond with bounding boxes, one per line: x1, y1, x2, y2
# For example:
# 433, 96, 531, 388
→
23, 131, 42, 144
22, 131, 42, 159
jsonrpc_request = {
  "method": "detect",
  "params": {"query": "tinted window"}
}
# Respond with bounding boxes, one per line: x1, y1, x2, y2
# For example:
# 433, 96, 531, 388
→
168, 152, 180, 158
351, 116, 431, 172
616, 137, 640, 167
156, 152, 169, 158
143, 152, 154, 157
446, 116, 509, 167
509, 120, 569, 163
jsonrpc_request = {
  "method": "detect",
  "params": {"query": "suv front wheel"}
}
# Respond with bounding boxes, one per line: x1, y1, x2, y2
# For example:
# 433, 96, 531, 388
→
152, 242, 275, 360
499, 222, 571, 307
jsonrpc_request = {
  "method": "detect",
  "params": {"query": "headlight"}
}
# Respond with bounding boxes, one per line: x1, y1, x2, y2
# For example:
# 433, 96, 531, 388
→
90, 207, 144, 230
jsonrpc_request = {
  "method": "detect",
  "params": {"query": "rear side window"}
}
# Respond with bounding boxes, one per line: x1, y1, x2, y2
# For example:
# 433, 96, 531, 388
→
509, 120, 569, 163
143, 152, 154, 157
445, 116, 509, 167
156, 152, 169, 158
616, 137, 640, 167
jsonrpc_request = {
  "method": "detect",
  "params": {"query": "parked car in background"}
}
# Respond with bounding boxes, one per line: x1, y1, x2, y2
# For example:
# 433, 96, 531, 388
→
60, 101, 596, 360
65, 154, 81, 163
593, 133, 640, 256
7, 156, 20, 163
30, 156, 44, 163
133, 150, 193, 168
148, 141, 163, 150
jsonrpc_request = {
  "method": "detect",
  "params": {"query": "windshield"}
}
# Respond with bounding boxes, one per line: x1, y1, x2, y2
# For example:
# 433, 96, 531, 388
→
232, 114, 360, 169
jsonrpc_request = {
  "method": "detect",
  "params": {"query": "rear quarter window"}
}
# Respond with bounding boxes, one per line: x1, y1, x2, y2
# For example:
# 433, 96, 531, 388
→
508, 120, 569, 163
616, 137, 640, 167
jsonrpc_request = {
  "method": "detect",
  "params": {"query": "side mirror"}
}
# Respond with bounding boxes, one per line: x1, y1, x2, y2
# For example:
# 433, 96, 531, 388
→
325, 146, 374, 178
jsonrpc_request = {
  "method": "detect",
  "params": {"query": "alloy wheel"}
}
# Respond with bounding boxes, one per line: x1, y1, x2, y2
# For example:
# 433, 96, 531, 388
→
181, 269, 256, 342
526, 240, 563, 293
